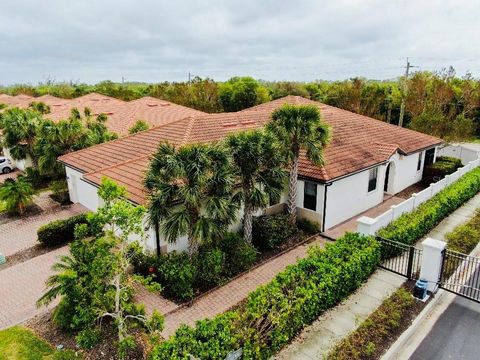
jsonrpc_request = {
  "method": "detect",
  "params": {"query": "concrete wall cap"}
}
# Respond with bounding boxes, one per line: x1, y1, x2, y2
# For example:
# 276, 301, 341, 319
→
422, 237, 447, 250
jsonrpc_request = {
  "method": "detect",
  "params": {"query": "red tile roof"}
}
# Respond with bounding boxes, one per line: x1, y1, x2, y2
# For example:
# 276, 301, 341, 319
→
60, 96, 442, 204
0, 93, 205, 136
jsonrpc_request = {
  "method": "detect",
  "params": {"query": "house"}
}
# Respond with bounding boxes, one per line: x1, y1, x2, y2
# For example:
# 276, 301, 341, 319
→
58, 96, 442, 253
0, 93, 205, 170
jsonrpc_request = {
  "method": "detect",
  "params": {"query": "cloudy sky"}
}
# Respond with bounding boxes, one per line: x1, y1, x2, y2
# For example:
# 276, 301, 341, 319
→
0, 0, 479, 85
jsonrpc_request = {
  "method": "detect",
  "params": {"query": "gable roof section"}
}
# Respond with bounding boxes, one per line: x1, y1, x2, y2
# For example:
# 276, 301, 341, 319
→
59, 95, 442, 205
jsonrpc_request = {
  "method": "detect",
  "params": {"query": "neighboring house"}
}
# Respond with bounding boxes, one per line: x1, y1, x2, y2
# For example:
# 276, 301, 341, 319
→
58, 96, 442, 254
0, 93, 206, 170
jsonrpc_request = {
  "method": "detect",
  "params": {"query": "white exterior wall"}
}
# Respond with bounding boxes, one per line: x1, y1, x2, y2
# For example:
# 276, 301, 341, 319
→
388, 151, 425, 194
324, 167, 386, 229
65, 166, 101, 211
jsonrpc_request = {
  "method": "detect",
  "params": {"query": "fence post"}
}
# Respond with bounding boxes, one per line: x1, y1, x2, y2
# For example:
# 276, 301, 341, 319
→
406, 246, 415, 279
419, 238, 446, 293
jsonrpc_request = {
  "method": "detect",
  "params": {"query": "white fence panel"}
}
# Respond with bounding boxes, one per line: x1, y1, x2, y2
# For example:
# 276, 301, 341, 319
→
391, 197, 415, 220
413, 188, 431, 207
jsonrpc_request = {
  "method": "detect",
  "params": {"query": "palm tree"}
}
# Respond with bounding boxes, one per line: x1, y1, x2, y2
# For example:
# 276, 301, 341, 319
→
0, 176, 36, 215
226, 129, 287, 242
145, 142, 238, 255
267, 104, 330, 223
0, 108, 42, 168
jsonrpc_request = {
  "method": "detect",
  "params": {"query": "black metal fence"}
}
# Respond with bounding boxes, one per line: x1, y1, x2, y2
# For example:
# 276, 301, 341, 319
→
376, 237, 423, 280
439, 249, 480, 303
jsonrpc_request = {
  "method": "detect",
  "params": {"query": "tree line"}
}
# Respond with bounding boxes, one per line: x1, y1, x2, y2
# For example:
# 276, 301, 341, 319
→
1, 68, 479, 140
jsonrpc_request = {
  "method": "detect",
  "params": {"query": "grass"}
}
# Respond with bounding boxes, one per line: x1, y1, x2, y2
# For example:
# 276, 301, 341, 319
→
327, 287, 416, 360
0, 200, 6, 213
0, 326, 53, 360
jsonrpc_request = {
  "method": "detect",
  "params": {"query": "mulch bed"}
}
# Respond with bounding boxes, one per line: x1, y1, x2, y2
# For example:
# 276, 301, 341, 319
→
26, 311, 148, 360
0, 203, 43, 225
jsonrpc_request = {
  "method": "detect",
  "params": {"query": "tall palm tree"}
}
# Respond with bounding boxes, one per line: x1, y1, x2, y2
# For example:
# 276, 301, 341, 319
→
267, 104, 330, 223
226, 129, 287, 242
0, 176, 36, 215
145, 142, 237, 255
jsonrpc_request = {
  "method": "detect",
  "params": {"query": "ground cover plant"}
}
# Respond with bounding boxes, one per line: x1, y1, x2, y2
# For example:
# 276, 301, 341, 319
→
445, 209, 480, 253
149, 232, 380, 359
378, 166, 480, 245
0, 326, 53, 360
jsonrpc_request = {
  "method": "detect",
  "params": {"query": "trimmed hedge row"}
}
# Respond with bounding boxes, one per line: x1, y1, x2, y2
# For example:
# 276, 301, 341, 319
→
150, 233, 381, 359
37, 213, 89, 247
423, 156, 462, 184
378, 166, 480, 245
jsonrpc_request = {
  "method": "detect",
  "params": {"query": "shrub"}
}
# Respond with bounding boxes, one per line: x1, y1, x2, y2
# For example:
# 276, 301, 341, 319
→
151, 233, 381, 359
195, 247, 226, 288
423, 156, 462, 184
378, 167, 480, 245
252, 213, 297, 250
50, 179, 70, 205
297, 218, 321, 234
445, 210, 480, 253
75, 328, 102, 349
220, 232, 257, 277
327, 287, 414, 360
37, 213, 89, 247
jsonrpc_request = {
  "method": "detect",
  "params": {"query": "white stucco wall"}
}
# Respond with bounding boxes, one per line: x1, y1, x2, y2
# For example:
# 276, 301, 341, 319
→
388, 151, 425, 194
2, 148, 32, 171
65, 166, 101, 211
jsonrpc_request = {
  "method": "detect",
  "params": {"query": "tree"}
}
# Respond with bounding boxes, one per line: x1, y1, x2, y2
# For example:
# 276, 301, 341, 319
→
267, 104, 330, 223
29, 101, 51, 114
145, 142, 238, 255
218, 77, 270, 111
0, 176, 36, 215
39, 178, 163, 357
226, 130, 287, 242
0, 108, 42, 167
128, 119, 149, 134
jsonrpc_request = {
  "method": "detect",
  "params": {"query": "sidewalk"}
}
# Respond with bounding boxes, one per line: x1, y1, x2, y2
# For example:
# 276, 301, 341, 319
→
276, 270, 404, 359
160, 236, 328, 338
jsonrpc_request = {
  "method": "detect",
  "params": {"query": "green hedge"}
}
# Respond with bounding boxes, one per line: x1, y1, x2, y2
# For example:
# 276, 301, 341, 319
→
378, 167, 480, 245
423, 156, 462, 184
37, 213, 89, 247
252, 214, 298, 250
150, 233, 380, 359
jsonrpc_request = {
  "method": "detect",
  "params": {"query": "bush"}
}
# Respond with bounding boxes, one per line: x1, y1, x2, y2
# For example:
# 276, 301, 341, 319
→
423, 156, 462, 184
151, 233, 381, 359
327, 287, 414, 360
297, 218, 321, 234
378, 167, 480, 246
195, 247, 226, 288
76, 328, 102, 349
37, 213, 89, 247
252, 213, 297, 250
50, 179, 70, 205
446, 210, 480, 253
220, 232, 258, 277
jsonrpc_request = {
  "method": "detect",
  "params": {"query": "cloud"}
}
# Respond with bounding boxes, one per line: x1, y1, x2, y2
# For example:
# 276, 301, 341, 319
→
0, 0, 479, 84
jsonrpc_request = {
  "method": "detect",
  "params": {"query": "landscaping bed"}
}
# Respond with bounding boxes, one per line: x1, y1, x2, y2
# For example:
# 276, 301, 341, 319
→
26, 311, 147, 360
445, 209, 480, 254
327, 282, 429, 360
132, 213, 319, 303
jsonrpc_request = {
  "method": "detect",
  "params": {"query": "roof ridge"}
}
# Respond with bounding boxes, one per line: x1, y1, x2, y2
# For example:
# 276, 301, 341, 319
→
181, 117, 196, 145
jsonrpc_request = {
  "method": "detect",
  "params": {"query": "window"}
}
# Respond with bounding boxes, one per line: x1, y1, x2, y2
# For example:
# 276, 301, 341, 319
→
417, 152, 422, 171
368, 167, 378, 192
303, 181, 317, 211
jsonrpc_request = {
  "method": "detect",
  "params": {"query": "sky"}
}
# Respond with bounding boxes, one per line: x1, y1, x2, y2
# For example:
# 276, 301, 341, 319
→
0, 0, 479, 85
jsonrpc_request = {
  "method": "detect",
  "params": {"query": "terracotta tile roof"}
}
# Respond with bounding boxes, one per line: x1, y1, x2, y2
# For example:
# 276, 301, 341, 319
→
59, 95, 442, 204
0, 93, 206, 136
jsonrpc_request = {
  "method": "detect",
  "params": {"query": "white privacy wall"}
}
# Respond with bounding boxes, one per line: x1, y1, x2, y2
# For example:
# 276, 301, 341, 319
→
437, 145, 479, 165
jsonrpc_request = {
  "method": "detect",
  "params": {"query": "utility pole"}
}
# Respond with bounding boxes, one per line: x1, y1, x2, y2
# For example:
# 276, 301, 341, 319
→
188, 72, 191, 83
398, 58, 415, 127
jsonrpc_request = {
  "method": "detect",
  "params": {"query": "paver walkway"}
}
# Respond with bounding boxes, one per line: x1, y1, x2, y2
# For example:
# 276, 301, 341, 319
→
0, 246, 69, 329
276, 270, 404, 359
0, 196, 86, 257
160, 236, 328, 337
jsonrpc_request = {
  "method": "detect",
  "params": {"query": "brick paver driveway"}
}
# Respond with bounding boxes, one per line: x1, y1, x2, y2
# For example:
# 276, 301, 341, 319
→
0, 246, 69, 329
0, 197, 87, 257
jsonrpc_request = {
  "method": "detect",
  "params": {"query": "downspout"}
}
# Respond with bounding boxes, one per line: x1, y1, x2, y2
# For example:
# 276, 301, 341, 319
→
155, 220, 161, 257
321, 182, 332, 233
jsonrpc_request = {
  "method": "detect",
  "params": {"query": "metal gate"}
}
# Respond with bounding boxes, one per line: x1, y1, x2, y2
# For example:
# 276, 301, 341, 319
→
377, 237, 423, 280
439, 249, 480, 303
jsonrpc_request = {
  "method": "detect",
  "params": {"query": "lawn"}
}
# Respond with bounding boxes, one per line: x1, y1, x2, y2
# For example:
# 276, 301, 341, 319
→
0, 200, 6, 213
0, 326, 53, 360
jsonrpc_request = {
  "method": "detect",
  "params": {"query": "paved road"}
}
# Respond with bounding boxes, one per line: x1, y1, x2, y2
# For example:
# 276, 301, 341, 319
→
411, 295, 480, 360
